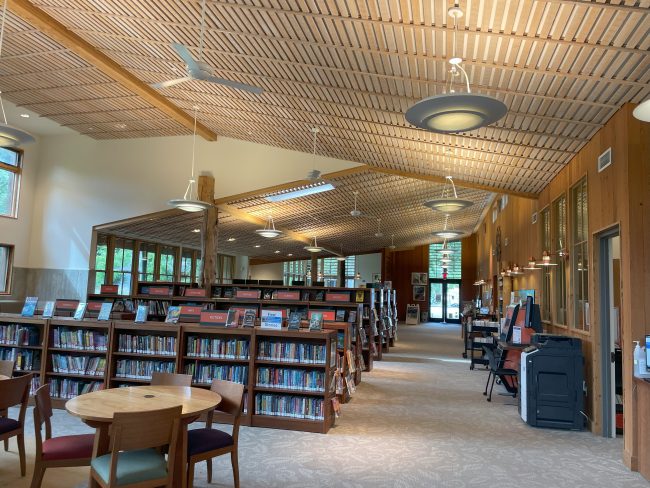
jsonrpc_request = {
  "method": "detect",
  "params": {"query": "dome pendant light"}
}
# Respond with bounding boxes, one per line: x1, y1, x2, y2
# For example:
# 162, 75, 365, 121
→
168, 106, 213, 212
336, 244, 346, 261
433, 215, 464, 239
255, 215, 283, 238
388, 234, 396, 250
633, 99, 650, 122
405, 5, 507, 133
304, 237, 324, 253
0, 3, 35, 147
424, 173, 473, 213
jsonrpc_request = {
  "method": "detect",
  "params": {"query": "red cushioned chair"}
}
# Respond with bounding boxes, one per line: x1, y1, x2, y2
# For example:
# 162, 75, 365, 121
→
187, 379, 244, 488
0, 373, 32, 476
30, 383, 95, 488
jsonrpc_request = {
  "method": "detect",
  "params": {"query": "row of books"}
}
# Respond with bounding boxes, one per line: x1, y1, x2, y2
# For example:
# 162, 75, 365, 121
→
257, 341, 327, 364
0, 348, 40, 371
183, 363, 248, 385
51, 354, 106, 376
0, 324, 40, 346
30, 375, 41, 396
49, 378, 102, 399
255, 393, 325, 420
116, 334, 176, 355
185, 336, 250, 359
52, 327, 108, 351
114, 359, 175, 379
135, 299, 171, 316
256, 367, 325, 392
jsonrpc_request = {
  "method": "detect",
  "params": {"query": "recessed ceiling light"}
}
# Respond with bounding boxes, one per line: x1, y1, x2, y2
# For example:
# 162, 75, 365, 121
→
19, 113, 29, 118
192, 228, 200, 233
115, 123, 127, 129
254, 244, 261, 248
287, 253, 293, 256
274, 250, 281, 254
227, 237, 236, 242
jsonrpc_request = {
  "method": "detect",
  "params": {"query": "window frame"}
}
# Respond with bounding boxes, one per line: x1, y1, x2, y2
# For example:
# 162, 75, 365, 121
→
551, 194, 568, 326
0, 148, 23, 219
540, 206, 551, 322
571, 177, 589, 331
0, 243, 14, 295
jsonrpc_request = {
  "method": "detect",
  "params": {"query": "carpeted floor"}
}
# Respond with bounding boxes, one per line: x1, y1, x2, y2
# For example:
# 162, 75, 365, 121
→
0, 322, 646, 487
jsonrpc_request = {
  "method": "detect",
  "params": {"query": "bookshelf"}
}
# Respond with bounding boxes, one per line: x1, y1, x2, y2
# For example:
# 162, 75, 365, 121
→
0, 314, 45, 395
252, 328, 337, 434
107, 321, 180, 388
45, 318, 111, 408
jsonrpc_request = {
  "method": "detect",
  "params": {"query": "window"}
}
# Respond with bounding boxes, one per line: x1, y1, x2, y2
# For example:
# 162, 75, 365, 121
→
552, 195, 567, 325
158, 245, 176, 281
429, 241, 462, 279
319, 257, 340, 286
180, 249, 194, 283
540, 207, 551, 322
0, 148, 21, 218
138, 242, 157, 282
112, 238, 134, 295
0, 244, 13, 293
92, 235, 108, 294
572, 178, 589, 330
344, 256, 356, 287
283, 260, 309, 285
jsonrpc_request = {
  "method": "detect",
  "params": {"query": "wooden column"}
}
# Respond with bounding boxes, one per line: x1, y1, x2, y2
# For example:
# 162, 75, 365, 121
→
338, 259, 345, 287
198, 175, 217, 288
311, 254, 318, 284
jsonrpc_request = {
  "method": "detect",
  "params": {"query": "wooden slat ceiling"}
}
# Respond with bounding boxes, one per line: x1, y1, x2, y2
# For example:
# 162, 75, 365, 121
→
0, 0, 645, 197
100, 169, 494, 261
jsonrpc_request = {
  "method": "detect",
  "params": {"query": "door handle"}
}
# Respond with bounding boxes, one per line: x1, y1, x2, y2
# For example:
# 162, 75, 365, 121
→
610, 352, 616, 363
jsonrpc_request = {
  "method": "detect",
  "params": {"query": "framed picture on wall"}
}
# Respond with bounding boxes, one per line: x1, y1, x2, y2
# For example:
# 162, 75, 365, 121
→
411, 272, 428, 285
413, 285, 426, 302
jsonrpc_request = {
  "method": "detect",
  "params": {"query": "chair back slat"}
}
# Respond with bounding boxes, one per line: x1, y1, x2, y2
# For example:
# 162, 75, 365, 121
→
150, 372, 192, 386
110, 405, 182, 452
0, 374, 32, 410
33, 384, 53, 438
0, 359, 14, 377
211, 380, 244, 417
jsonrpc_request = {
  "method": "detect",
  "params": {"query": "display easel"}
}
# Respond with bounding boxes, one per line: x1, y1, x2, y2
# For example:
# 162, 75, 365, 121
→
405, 304, 420, 325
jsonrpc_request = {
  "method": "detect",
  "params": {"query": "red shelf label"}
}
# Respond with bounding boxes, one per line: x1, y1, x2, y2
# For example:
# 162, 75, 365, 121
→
200, 311, 228, 325
100, 285, 119, 294
236, 289, 261, 299
55, 300, 79, 312
325, 292, 351, 302
184, 288, 206, 297
86, 302, 103, 311
275, 291, 300, 300
149, 287, 173, 296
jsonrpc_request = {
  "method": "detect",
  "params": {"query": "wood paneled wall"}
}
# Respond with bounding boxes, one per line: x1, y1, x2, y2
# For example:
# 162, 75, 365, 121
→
384, 245, 429, 320
473, 103, 650, 474
461, 234, 478, 303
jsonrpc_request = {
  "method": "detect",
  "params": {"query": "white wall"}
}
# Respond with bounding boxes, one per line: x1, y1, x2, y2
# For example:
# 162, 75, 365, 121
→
28, 133, 359, 271
355, 253, 382, 285
249, 262, 284, 281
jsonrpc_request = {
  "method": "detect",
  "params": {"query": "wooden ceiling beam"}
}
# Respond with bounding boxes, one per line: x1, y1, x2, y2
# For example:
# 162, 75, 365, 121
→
7, 0, 218, 141
217, 204, 342, 257
214, 166, 368, 205
209, 0, 646, 55
539, 0, 649, 14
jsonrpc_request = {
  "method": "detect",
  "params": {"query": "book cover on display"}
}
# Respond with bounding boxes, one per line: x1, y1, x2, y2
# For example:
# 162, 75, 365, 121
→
21, 297, 38, 317
226, 309, 241, 328
309, 311, 323, 331
242, 309, 256, 327
97, 302, 113, 321
260, 309, 283, 329
42, 301, 55, 318
335, 309, 346, 321
287, 312, 301, 330
164, 306, 181, 324
73, 303, 87, 321
134, 305, 148, 323
355, 290, 365, 303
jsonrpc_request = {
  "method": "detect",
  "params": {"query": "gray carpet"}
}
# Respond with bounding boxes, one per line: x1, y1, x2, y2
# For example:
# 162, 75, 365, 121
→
1, 322, 646, 487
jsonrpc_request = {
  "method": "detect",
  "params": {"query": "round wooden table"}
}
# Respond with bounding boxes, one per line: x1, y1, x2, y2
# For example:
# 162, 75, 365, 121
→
66, 386, 221, 488
0, 375, 9, 380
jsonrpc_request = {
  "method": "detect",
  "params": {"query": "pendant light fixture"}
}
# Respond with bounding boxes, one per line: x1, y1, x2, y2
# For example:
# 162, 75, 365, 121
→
405, 4, 507, 133
633, 99, 650, 122
0, 3, 35, 147
168, 106, 213, 212
539, 251, 558, 266
304, 236, 324, 253
255, 215, 283, 238
433, 215, 463, 239
524, 258, 542, 270
374, 218, 384, 238
510, 264, 524, 276
423, 158, 473, 213
434, 239, 456, 254
336, 245, 346, 261
388, 234, 396, 250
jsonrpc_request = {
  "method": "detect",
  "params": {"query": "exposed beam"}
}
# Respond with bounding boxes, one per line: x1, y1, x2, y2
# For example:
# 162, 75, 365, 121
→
7, 0, 218, 141
216, 204, 342, 257
214, 166, 368, 205
364, 166, 539, 200
539, 0, 649, 14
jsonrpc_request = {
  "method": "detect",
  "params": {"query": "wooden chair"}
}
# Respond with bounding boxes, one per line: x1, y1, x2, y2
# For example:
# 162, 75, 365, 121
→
0, 359, 15, 452
31, 384, 95, 488
186, 379, 244, 487
90, 405, 182, 488
0, 373, 32, 476
150, 372, 193, 386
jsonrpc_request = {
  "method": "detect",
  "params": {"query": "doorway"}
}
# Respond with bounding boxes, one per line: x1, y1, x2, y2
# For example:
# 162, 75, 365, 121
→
429, 280, 461, 323
599, 228, 621, 438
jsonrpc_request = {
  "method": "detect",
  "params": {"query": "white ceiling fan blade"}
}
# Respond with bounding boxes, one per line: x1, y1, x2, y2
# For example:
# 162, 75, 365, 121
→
205, 75, 263, 94
150, 77, 192, 89
172, 43, 201, 72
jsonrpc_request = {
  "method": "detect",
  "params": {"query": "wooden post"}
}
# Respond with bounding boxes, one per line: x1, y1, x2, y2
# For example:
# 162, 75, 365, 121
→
338, 259, 345, 287
311, 254, 318, 284
198, 175, 217, 288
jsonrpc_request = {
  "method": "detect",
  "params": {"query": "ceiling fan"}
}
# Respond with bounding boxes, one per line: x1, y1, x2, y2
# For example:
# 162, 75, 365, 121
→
151, 0, 263, 94
332, 191, 375, 219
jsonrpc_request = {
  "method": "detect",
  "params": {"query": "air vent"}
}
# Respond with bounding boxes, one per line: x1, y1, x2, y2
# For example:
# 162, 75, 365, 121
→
598, 147, 612, 173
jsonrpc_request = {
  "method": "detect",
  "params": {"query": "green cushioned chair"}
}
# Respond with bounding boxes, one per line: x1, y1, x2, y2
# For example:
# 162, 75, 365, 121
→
89, 405, 182, 488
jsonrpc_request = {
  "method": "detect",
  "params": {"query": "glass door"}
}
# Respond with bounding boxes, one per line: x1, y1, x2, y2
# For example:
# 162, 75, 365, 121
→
446, 283, 461, 321
430, 283, 444, 321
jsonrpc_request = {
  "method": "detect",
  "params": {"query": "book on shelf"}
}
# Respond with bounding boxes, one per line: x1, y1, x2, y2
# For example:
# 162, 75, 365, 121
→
355, 290, 365, 303
115, 359, 175, 379
222, 287, 234, 299
255, 393, 325, 420
226, 309, 240, 328
242, 309, 256, 328
186, 336, 249, 359
257, 340, 327, 364
262, 289, 273, 300
301, 291, 310, 301
331, 397, 341, 418
336, 332, 345, 349
112, 299, 134, 313
134, 305, 148, 323
335, 309, 346, 321
260, 309, 283, 329
348, 310, 357, 323
309, 309, 334, 322
53, 327, 107, 350
73, 303, 87, 321
51, 354, 106, 376
346, 350, 356, 373
212, 287, 222, 298
287, 312, 301, 330
309, 312, 323, 331
314, 290, 325, 302
185, 363, 248, 385
21, 297, 38, 317
50, 378, 102, 399
0, 348, 40, 371
256, 367, 325, 392
117, 334, 176, 355
345, 372, 356, 396
0, 324, 40, 346
42, 301, 55, 318
164, 306, 181, 324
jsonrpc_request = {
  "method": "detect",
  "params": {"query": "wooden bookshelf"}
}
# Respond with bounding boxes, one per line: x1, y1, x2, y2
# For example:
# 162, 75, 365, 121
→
45, 318, 111, 408
0, 314, 46, 396
107, 321, 180, 388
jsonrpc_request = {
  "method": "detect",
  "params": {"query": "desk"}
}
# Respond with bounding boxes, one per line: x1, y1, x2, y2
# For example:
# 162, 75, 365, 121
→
66, 385, 221, 488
